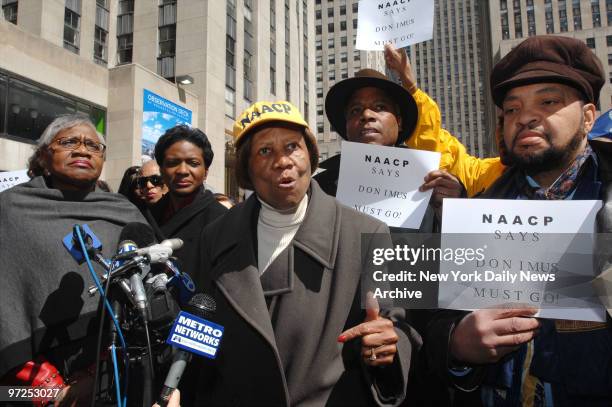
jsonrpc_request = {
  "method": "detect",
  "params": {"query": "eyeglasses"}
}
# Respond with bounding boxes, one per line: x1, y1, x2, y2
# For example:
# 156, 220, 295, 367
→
53, 136, 106, 155
136, 174, 164, 189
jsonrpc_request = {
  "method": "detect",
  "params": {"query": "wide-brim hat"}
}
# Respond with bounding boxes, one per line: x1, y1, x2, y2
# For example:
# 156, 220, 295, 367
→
325, 69, 418, 145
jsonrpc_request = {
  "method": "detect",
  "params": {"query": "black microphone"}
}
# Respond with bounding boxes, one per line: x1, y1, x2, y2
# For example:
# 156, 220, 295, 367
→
117, 222, 157, 321
157, 293, 218, 407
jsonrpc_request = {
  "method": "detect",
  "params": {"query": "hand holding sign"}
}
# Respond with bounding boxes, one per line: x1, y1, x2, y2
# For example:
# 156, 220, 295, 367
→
384, 44, 416, 92
450, 307, 540, 364
420, 170, 464, 218
337, 292, 399, 366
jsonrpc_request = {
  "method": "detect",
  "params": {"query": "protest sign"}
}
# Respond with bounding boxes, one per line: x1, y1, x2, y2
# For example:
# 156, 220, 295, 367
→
355, 0, 434, 50
142, 89, 192, 158
440, 199, 606, 322
336, 141, 440, 229
0, 169, 28, 193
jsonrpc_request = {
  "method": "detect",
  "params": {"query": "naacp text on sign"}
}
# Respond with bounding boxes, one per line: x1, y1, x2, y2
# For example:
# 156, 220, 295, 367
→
166, 311, 224, 359
336, 141, 440, 229
439, 199, 605, 322
0, 170, 28, 193
356, 0, 434, 50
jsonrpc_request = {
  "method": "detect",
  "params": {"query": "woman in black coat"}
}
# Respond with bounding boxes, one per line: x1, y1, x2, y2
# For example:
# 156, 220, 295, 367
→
144, 125, 227, 278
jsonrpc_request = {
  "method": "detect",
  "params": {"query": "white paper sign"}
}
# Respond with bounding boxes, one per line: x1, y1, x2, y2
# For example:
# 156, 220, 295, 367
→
0, 169, 29, 193
355, 0, 434, 50
440, 199, 606, 322
336, 141, 440, 229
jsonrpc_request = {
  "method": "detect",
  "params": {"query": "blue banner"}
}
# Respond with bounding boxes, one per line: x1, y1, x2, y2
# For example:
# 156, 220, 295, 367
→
142, 89, 192, 157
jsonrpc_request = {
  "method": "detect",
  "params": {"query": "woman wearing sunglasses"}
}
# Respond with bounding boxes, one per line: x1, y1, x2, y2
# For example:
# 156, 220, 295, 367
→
143, 125, 227, 278
136, 160, 167, 207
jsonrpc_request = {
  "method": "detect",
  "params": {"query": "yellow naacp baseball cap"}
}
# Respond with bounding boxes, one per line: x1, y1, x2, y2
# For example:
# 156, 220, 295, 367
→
233, 100, 309, 147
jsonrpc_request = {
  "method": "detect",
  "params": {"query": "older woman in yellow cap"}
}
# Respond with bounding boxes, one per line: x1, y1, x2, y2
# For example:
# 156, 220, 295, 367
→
189, 101, 419, 406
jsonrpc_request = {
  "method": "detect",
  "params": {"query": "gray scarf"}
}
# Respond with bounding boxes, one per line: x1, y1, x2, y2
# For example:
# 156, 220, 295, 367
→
0, 176, 146, 377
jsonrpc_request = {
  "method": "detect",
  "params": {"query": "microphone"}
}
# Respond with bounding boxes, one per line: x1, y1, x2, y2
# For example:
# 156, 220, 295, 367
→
157, 293, 223, 407
117, 223, 157, 321
113, 238, 183, 263
63, 224, 110, 269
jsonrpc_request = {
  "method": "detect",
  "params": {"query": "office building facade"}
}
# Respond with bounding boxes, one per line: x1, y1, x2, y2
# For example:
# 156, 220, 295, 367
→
0, 0, 315, 197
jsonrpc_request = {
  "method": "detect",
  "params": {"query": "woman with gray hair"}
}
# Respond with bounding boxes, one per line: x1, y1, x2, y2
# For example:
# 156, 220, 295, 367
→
0, 114, 147, 405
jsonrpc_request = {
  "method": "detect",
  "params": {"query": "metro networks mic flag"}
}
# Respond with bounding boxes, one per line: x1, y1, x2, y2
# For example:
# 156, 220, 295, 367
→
356, 0, 434, 50
142, 89, 192, 158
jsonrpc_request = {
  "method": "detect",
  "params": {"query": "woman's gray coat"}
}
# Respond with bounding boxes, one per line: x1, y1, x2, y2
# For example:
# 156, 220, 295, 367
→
189, 180, 420, 406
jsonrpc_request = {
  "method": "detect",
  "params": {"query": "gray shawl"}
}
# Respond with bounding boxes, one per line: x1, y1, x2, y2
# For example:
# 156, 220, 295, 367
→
0, 176, 146, 377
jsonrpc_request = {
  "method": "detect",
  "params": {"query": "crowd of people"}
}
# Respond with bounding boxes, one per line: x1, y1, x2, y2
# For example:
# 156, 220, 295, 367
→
0, 34, 610, 406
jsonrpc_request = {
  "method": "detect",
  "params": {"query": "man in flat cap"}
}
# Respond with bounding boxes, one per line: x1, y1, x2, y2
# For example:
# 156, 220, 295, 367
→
426, 35, 612, 405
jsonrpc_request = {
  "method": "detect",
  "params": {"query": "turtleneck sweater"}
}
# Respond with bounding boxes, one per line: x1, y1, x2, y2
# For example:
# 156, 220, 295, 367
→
257, 194, 308, 275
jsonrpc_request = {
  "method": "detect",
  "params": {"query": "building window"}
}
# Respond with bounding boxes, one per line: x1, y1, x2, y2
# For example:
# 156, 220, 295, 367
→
2, 0, 18, 24
1, 71, 106, 143
316, 9, 321, 20
94, 27, 108, 65
353, 18, 357, 29
526, 0, 535, 36
513, 0, 522, 38
225, 88, 235, 118
270, 67, 276, 95
501, 8, 510, 40
117, 34, 133, 64
340, 20, 346, 30
329, 70, 335, 81
587, 37, 596, 48
328, 37, 334, 48
270, 0, 277, 95
157, 0, 177, 81
340, 5, 346, 15
352, 3, 358, 13
572, 0, 582, 30
559, 0, 568, 32
226, 0, 237, 95
316, 39, 322, 50
545, 0, 554, 33
63, 0, 81, 53
285, 0, 290, 100
592, 0, 602, 27
94, 0, 109, 65
341, 51, 347, 63
328, 56, 335, 64
354, 49, 360, 61
328, 22, 334, 33
327, 7, 333, 17
116, 0, 134, 64
607, 0, 612, 25
341, 36, 347, 46
608, 35, 612, 46
244, 5, 255, 102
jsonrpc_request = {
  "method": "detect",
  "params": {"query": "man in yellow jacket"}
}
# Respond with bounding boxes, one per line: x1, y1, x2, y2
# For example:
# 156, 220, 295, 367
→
384, 44, 506, 197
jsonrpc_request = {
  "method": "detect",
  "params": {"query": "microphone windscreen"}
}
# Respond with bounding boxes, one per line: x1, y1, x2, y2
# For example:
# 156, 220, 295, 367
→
187, 293, 216, 319
118, 222, 156, 249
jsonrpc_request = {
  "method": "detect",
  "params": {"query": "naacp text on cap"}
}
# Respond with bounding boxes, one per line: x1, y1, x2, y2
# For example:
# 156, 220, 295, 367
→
239, 103, 294, 130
